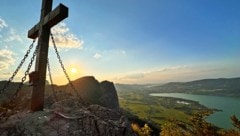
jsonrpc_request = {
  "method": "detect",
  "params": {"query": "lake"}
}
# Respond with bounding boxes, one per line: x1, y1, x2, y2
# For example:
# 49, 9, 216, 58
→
150, 93, 240, 129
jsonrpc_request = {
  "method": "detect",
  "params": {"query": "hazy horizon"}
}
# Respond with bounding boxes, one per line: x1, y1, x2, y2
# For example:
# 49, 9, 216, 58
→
2, 75, 239, 86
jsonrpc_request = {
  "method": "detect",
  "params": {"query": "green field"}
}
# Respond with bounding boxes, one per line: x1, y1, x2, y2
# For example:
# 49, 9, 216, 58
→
118, 89, 212, 127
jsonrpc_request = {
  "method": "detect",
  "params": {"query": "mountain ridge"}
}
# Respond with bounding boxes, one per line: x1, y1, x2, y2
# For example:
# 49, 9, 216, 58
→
115, 77, 240, 97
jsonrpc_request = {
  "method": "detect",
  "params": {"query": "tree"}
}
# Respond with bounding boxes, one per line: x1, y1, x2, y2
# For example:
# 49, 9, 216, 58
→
160, 112, 218, 136
160, 112, 240, 136
131, 123, 152, 136
231, 115, 240, 130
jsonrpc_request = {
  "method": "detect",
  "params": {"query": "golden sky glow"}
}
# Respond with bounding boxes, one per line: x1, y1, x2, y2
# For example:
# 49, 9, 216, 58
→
70, 67, 77, 75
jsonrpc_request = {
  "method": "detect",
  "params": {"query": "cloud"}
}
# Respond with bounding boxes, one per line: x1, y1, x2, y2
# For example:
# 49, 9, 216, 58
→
97, 49, 126, 60
122, 73, 144, 80
114, 64, 238, 84
0, 49, 15, 71
149, 65, 188, 73
105, 49, 126, 56
0, 17, 22, 42
5, 28, 22, 42
93, 53, 102, 59
2, 72, 11, 76
51, 23, 84, 49
115, 65, 192, 83
0, 17, 8, 31
121, 50, 126, 55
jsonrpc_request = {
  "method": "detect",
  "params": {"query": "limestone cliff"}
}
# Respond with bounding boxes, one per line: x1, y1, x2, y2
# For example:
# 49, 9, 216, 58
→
70, 76, 120, 110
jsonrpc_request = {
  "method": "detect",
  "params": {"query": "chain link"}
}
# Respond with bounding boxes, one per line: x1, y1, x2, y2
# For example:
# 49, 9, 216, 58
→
8, 43, 39, 106
47, 58, 58, 102
50, 32, 84, 102
0, 40, 36, 94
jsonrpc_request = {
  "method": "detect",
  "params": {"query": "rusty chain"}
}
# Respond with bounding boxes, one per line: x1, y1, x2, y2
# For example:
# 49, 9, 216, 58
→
0, 40, 36, 94
47, 58, 58, 102
8, 43, 39, 106
50, 32, 84, 103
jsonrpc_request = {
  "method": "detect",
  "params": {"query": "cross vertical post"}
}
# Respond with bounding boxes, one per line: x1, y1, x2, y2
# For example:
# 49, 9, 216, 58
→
28, 0, 68, 111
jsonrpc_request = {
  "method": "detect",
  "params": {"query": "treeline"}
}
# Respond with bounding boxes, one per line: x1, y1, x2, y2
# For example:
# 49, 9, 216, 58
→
131, 112, 240, 136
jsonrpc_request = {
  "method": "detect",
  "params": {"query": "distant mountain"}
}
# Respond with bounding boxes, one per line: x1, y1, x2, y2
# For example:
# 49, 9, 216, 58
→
114, 83, 150, 92
115, 77, 240, 97
148, 77, 240, 97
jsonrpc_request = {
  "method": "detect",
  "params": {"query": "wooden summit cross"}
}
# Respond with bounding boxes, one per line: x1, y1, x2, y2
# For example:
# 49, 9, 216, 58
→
28, 0, 68, 111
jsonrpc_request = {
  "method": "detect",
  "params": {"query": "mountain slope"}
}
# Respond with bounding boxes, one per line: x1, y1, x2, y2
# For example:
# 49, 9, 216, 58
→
148, 77, 240, 97
114, 77, 240, 97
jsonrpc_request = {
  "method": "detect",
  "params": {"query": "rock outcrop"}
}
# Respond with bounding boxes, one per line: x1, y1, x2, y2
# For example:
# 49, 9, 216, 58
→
99, 81, 120, 110
70, 76, 120, 110
0, 76, 132, 136
0, 76, 120, 110
0, 99, 134, 136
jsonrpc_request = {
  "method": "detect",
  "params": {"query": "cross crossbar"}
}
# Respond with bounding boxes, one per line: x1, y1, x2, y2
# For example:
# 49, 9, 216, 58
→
28, 4, 68, 39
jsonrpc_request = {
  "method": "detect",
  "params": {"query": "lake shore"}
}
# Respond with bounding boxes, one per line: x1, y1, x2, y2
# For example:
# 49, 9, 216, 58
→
150, 93, 240, 129
118, 90, 215, 127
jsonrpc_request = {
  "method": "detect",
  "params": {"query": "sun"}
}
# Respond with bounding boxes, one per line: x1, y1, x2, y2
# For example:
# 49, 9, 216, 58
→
70, 67, 77, 74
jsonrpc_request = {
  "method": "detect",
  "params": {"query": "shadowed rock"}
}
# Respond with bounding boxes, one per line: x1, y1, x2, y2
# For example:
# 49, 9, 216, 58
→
0, 77, 132, 135
0, 99, 134, 136
70, 76, 120, 110
99, 81, 120, 110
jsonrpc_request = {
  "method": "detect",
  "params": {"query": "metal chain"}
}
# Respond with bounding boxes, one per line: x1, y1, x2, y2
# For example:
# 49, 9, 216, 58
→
50, 32, 83, 102
47, 58, 58, 102
0, 40, 36, 94
8, 43, 39, 106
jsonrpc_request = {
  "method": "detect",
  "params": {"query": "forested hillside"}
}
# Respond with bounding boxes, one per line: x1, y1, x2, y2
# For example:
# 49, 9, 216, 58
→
116, 77, 240, 97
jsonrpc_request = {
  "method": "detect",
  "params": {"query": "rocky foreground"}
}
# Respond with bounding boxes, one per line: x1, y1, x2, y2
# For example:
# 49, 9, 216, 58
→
0, 76, 134, 136
0, 99, 133, 136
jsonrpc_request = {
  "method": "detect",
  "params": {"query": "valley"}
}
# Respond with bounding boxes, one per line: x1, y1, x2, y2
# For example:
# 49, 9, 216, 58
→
115, 77, 240, 130
116, 84, 214, 128
1, 77, 240, 135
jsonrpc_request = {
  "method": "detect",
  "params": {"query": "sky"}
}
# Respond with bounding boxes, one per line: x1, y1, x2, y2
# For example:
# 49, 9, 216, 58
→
0, 0, 240, 85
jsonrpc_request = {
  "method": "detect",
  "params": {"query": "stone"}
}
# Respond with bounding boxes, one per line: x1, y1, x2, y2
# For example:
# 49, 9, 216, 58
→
99, 81, 120, 110
0, 99, 134, 136
70, 76, 120, 110
0, 76, 133, 135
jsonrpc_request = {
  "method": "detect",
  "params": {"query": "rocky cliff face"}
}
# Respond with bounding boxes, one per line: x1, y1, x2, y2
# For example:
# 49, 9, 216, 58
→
70, 76, 120, 110
99, 81, 120, 110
